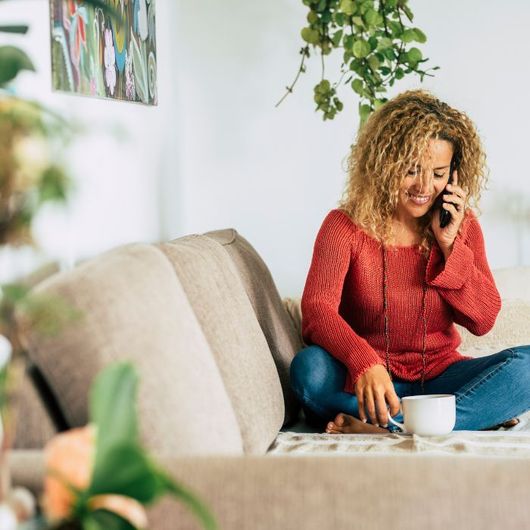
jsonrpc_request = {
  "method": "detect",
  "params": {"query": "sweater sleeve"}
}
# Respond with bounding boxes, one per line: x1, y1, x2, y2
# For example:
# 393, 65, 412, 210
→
301, 210, 386, 389
425, 210, 501, 336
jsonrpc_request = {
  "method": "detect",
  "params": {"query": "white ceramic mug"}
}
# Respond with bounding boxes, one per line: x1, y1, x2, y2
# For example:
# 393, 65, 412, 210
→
387, 394, 456, 435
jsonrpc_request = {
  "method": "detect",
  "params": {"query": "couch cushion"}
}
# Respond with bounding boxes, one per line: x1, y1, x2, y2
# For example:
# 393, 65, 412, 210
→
493, 266, 530, 302
457, 298, 530, 357
203, 228, 303, 427
15, 244, 243, 456
157, 235, 285, 455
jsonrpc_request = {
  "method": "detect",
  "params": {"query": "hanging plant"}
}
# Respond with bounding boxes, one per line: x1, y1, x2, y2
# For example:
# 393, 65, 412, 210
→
276, 0, 440, 126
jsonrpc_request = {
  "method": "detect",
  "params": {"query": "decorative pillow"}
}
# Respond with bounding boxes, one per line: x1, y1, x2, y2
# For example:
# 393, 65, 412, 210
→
456, 298, 530, 358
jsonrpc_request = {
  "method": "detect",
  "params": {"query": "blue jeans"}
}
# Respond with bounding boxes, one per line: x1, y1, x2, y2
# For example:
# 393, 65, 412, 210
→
289, 344, 530, 432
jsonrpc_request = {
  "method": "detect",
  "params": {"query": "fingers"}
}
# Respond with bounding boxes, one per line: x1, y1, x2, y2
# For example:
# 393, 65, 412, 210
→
443, 190, 465, 205
375, 390, 389, 426
442, 202, 462, 218
446, 182, 467, 201
364, 388, 377, 425
360, 386, 388, 426
386, 389, 401, 418
356, 389, 367, 423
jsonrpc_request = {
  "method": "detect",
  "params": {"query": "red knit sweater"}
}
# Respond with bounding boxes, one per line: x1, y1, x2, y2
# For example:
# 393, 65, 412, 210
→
301, 208, 502, 394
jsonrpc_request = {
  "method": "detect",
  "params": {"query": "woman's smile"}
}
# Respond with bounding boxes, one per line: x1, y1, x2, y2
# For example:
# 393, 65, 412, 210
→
404, 190, 433, 206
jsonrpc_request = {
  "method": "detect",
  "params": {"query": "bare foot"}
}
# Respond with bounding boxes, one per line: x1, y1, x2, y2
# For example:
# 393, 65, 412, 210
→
501, 418, 520, 428
325, 412, 389, 434
482, 417, 520, 431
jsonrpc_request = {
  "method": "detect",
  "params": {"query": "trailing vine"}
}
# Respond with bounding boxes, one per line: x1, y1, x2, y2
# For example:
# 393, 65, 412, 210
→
276, 0, 439, 126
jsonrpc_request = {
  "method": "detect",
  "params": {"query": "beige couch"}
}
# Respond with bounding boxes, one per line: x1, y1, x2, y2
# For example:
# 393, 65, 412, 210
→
8, 228, 530, 529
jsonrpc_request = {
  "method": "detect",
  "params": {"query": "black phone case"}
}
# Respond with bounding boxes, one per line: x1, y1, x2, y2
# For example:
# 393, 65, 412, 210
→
436, 157, 457, 228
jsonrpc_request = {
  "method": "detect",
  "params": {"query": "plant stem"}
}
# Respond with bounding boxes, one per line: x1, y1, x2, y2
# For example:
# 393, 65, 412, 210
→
275, 46, 310, 108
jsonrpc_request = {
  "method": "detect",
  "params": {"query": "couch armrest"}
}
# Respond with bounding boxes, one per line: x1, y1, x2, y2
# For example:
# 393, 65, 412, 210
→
9, 450, 530, 530
151, 453, 530, 530
8, 450, 46, 496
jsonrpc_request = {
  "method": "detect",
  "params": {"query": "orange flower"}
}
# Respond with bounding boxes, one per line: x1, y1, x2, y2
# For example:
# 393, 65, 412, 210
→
43, 424, 96, 521
43, 424, 148, 529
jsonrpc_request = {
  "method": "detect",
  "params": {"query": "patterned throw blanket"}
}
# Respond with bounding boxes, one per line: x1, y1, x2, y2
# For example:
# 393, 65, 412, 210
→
269, 411, 530, 458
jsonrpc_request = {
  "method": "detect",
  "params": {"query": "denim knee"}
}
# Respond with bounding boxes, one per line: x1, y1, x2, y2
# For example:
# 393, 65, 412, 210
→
503, 345, 530, 369
290, 344, 332, 399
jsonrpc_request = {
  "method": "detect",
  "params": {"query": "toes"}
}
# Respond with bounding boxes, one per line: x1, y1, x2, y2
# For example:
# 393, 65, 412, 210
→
326, 428, 342, 434
334, 413, 345, 426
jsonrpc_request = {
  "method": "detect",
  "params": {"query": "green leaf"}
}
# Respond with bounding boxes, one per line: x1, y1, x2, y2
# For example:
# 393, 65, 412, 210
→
1, 282, 30, 303
0, 25, 29, 34
364, 8, 383, 27
382, 47, 395, 61
334, 11, 345, 25
334, 98, 344, 111
0, 46, 35, 86
307, 10, 319, 24
89, 442, 161, 503
406, 47, 422, 63
413, 27, 427, 43
331, 29, 343, 46
377, 37, 393, 51
368, 55, 380, 71
359, 103, 373, 126
402, 4, 414, 22
90, 362, 139, 461
343, 34, 354, 50
368, 35, 378, 51
339, 0, 356, 16
401, 28, 417, 43
352, 39, 371, 58
351, 78, 364, 95
389, 20, 402, 37
301, 27, 320, 44
351, 16, 364, 27
38, 165, 70, 204
317, 79, 330, 93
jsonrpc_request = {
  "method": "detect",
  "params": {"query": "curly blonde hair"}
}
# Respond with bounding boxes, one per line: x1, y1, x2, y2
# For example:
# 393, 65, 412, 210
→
337, 89, 490, 258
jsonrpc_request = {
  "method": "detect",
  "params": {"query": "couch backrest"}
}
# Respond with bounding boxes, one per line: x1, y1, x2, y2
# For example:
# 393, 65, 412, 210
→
15, 243, 245, 457
155, 235, 286, 454
202, 228, 303, 427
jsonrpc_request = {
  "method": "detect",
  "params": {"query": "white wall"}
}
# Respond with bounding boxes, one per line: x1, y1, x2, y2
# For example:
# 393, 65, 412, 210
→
2, 0, 530, 297
173, 0, 530, 297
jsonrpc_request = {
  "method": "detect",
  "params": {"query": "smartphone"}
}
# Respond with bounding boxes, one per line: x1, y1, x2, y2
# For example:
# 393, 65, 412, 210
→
435, 152, 460, 228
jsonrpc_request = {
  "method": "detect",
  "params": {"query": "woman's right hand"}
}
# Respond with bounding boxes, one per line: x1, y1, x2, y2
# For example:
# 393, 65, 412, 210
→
354, 364, 401, 427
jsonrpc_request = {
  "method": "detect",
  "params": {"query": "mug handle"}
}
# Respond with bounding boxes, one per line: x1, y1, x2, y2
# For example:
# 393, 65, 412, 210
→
387, 401, 407, 433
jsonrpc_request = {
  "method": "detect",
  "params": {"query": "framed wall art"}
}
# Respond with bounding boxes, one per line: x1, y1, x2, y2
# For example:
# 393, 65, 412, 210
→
50, 0, 158, 105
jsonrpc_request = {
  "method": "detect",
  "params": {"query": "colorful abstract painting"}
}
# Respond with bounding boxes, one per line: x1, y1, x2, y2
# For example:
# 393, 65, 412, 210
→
50, 0, 157, 105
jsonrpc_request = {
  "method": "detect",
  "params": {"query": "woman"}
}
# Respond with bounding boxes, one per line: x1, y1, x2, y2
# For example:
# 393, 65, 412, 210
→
290, 89, 530, 434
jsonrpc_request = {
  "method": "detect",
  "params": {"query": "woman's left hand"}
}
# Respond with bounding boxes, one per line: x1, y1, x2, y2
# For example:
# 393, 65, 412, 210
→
431, 169, 468, 256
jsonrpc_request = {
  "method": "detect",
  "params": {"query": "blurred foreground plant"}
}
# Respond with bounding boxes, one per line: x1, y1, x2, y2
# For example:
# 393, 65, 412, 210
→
39, 361, 218, 530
